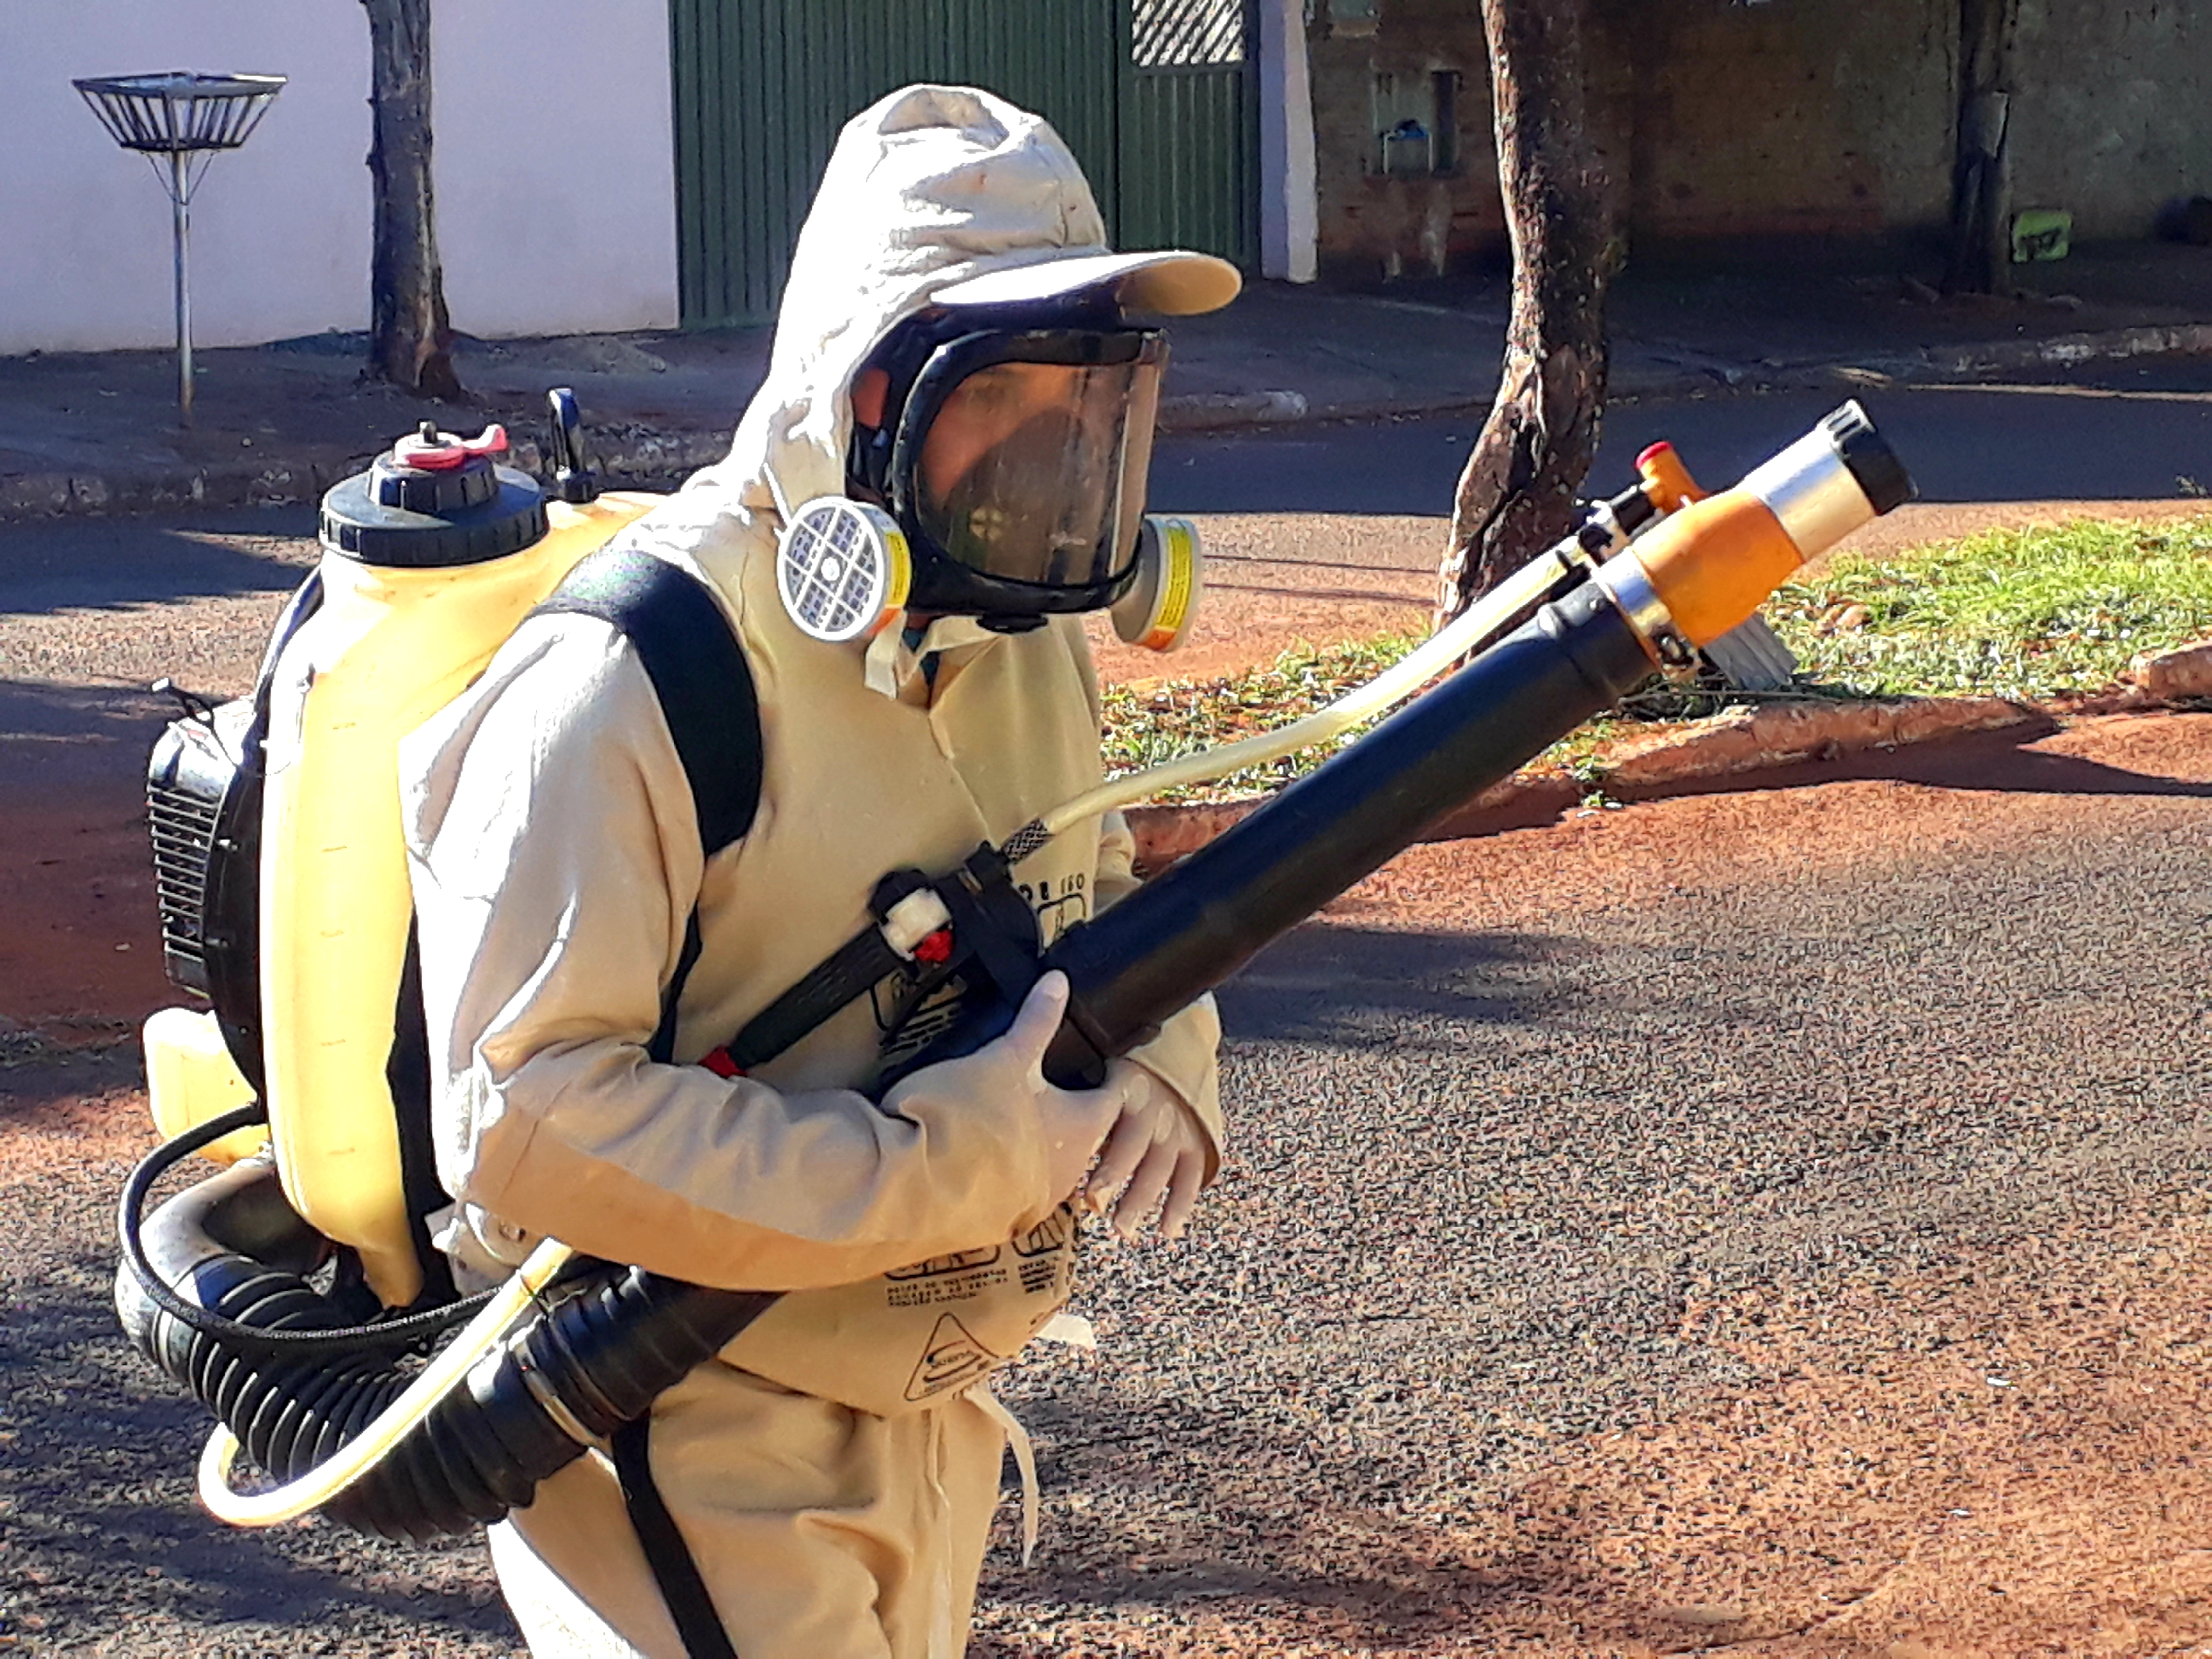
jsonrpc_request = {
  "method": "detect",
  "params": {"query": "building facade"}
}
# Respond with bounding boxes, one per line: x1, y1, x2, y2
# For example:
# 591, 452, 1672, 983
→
1306, 0, 2210, 284
2, 0, 1301, 354
8, 1, 2201, 354
2, 0, 677, 355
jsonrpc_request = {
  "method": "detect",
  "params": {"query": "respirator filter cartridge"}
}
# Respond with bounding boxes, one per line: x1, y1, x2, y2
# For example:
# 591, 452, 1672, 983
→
1111, 516, 1204, 652
777, 498, 913, 643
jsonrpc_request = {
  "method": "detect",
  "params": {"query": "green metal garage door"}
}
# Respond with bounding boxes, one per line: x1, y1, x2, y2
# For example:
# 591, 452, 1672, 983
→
670, 0, 1257, 328
1120, 0, 1258, 269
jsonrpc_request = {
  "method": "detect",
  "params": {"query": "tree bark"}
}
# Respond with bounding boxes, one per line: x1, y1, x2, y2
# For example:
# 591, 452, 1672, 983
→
362, 0, 462, 399
1435, 0, 1616, 625
1944, 0, 2020, 296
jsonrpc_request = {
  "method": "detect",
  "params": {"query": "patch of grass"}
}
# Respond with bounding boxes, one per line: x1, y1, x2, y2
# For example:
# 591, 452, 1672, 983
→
1101, 512, 2212, 802
1102, 636, 1417, 801
1768, 514, 2212, 700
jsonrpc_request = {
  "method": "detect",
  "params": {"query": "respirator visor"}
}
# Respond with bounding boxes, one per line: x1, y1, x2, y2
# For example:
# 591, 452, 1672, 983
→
894, 329, 1166, 598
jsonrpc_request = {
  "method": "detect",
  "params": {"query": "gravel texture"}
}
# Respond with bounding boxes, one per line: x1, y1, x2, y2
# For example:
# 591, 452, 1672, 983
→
7, 492, 2212, 1654
967, 713, 2212, 1656
6, 713, 2208, 1655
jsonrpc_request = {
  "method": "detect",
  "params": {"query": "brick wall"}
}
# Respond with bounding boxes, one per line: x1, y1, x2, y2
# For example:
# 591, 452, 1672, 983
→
1615, 0, 1954, 244
2009, 2, 2210, 241
1308, 0, 1504, 284
1308, 0, 2209, 281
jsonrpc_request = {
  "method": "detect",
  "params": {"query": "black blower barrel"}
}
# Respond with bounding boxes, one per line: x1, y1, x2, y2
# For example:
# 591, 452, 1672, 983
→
1037, 578, 1654, 1085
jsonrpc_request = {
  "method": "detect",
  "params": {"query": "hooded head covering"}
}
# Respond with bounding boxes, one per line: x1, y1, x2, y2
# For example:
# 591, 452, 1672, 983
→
693, 84, 1240, 524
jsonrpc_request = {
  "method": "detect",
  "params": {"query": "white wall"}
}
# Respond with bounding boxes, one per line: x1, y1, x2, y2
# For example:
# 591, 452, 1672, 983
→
0, 2, 373, 354
0, 0, 679, 357
434, 0, 678, 338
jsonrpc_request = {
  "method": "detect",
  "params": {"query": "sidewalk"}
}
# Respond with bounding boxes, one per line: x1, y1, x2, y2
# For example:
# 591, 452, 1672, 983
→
4, 241, 2211, 521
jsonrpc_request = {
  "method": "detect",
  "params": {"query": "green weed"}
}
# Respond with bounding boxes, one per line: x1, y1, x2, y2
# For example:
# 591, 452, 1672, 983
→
1101, 512, 2212, 802
1770, 514, 2212, 700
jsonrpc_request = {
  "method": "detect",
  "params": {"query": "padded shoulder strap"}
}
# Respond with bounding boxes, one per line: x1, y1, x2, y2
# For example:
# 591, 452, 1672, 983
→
535, 548, 763, 861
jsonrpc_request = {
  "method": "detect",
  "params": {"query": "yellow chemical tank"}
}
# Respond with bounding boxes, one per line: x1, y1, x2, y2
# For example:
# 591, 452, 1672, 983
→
144, 1006, 265, 1165
252, 423, 658, 1305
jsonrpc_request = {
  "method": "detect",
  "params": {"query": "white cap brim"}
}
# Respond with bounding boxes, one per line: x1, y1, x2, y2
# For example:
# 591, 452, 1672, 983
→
930, 247, 1242, 316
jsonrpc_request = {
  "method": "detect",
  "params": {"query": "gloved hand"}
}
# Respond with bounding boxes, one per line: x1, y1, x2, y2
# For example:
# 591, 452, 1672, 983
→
1082, 1061, 1209, 1241
884, 970, 1129, 1215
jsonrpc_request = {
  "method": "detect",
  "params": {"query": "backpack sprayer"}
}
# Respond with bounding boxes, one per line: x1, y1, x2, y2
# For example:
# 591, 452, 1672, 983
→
117, 399, 1913, 1541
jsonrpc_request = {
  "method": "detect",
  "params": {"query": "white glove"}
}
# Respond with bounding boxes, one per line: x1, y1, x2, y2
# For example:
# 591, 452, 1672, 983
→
881, 970, 1130, 1215
1082, 1060, 1210, 1241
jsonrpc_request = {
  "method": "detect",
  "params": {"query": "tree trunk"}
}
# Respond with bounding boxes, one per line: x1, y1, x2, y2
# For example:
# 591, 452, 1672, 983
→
362, 0, 462, 399
1944, 0, 2020, 296
1434, 0, 1616, 626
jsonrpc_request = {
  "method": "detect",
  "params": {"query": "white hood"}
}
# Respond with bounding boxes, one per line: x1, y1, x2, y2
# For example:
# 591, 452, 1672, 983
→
687, 83, 1238, 524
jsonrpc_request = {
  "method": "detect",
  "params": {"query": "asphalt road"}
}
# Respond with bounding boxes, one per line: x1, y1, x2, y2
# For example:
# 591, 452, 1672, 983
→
1153, 363, 2212, 516
975, 713, 2212, 1656
5, 714, 2210, 1655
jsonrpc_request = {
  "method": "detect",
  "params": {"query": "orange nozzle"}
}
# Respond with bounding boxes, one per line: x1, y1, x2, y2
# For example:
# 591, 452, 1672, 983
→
1623, 488, 1805, 648
1637, 442, 1705, 514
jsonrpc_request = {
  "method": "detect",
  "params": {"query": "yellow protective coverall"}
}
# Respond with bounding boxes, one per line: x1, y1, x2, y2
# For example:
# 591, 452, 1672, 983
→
399, 84, 1229, 1658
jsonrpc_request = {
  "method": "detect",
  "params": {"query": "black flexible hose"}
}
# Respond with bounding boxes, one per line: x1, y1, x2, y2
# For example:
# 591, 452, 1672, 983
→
118, 1104, 495, 1354
119, 1152, 778, 1541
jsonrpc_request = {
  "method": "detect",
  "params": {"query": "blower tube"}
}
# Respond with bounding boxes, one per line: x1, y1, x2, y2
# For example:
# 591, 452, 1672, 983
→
123, 402, 1911, 1541
1041, 578, 1654, 1085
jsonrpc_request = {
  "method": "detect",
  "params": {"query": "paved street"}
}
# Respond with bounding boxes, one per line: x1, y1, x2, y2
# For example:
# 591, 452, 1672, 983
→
979, 711, 2212, 1657
1154, 362, 2212, 516
2, 381, 2211, 1654
5, 714, 2209, 1655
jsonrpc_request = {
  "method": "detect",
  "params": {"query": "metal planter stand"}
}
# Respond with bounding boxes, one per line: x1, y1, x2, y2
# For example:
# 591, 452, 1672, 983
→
75, 72, 286, 427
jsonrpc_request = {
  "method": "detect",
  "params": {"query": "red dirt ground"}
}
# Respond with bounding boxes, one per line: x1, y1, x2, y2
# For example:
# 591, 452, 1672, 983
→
9, 505, 2211, 1657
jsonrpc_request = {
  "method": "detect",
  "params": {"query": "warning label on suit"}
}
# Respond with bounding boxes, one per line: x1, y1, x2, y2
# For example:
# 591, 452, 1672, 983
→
905, 1313, 1002, 1402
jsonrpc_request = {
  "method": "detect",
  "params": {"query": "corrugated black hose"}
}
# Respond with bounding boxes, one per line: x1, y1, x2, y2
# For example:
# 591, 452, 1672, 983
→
117, 1106, 777, 1542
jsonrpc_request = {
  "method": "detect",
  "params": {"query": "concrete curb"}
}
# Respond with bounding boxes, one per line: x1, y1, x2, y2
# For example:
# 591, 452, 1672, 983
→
0, 428, 732, 522
1593, 696, 2047, 788
12, 319, 2210, 521
1749, 321, 2212, 394
1125, 651, 2212, 873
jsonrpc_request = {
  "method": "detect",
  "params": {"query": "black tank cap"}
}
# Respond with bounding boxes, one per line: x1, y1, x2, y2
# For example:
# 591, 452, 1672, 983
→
319, 430, 549, 569
1821, 401, 1917, 516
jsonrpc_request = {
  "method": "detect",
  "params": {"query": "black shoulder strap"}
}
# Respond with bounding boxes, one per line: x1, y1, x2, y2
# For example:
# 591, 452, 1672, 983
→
611, 1417, 740, 1659
537, 552, 759, 1653
535, 548, 764, 1062
536, 548, 763, 861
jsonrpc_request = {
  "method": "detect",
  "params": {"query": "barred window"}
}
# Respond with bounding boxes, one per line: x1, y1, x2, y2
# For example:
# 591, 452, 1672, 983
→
1133, 0, 1247, 67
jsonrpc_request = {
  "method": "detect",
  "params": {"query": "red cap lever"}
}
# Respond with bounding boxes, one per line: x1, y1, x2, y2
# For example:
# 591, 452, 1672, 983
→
393, 423, 509, 472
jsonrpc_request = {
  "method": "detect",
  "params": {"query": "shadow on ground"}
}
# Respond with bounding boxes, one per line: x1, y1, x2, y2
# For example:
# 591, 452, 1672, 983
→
0, 508, 314, 616
1216, 925, 1594, 1051
0, 1248, 518, 1651
1616, 716, 2212, 808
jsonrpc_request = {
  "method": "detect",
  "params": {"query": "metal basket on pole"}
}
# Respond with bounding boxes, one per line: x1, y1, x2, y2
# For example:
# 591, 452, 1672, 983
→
75, 72, 287, 427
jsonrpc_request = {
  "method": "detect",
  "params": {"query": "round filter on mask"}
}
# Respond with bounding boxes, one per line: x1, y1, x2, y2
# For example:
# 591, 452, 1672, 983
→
777, 497, 912, 642
1111, 516, 1204, 652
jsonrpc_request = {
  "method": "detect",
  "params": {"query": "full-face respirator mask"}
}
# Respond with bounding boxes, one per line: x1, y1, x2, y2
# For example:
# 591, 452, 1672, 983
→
773, 304, 1202, 652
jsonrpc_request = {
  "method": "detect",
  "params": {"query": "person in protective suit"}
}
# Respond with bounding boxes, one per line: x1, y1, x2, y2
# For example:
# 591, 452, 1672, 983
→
400, 84, 1236, 1657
